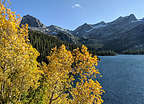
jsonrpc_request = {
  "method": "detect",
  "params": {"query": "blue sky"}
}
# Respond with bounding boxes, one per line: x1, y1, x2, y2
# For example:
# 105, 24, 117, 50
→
10, 0, 144, 30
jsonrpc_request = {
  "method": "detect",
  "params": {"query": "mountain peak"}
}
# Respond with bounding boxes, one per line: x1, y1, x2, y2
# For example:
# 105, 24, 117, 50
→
48, 25, 67, 31
129, 14, 136, 17
127, 14, 137, 20
20, 14, 46, 28
117, 14, 136, 19
24, 14, 32, 17
99, 21, 106, 24
92, 21, 106, 26
49, 25, 59, 28
82, 23, 91, 26
111, 14, 137, 25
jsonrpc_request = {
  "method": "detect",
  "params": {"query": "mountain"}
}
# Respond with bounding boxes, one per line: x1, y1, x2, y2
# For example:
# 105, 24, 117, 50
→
72, 21, 107, 37
73, 14, 138, 38
21, 14, 144, 53
72, 23, 94, 37
73, 14, 144, 52
20, 15, 46, 28
20, 15, 79, 44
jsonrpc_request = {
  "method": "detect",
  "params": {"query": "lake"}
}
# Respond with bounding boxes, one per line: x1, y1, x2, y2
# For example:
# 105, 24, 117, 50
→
98, 55, 144, 104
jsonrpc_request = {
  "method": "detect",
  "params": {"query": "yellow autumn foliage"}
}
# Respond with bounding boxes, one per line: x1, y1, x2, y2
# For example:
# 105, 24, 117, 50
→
70, 45, 104, 104
41, 45, 74, 104
0, 2, 41, 103
41, 45, 104, 104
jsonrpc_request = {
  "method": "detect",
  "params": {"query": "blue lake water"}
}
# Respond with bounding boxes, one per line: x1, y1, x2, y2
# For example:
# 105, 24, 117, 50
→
98, 55, 144, 104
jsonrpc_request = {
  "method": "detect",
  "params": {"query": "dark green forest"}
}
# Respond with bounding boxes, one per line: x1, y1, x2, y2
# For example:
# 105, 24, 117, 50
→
28, 30, 79, 62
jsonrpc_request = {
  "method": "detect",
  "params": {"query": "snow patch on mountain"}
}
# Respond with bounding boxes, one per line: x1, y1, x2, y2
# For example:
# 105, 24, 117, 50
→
86, 24, 107, 32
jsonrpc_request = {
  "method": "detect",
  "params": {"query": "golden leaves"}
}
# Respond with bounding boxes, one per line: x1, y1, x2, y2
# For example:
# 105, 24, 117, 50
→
0, 3, 41, 103
41, 44, 104, 104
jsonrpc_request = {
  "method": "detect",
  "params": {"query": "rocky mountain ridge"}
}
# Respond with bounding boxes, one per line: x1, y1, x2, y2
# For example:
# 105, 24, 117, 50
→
20, 14, 144, 52
20, 15, 78, 44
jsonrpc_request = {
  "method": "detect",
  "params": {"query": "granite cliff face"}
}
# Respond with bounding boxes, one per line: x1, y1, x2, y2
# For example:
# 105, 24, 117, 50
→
20, 15, 46, 28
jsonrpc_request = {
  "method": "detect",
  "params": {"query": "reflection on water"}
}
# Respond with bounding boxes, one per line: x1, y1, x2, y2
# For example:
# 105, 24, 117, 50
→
98, 55, 144, 104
